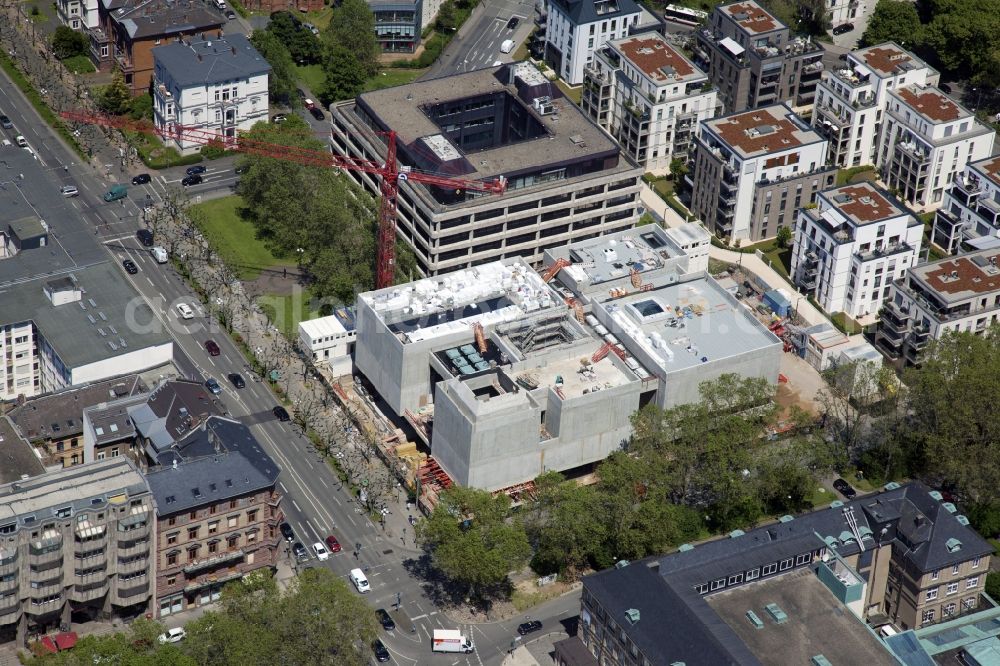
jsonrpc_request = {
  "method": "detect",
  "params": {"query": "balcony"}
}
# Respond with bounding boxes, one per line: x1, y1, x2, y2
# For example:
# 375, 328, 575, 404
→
117, 537, 149, 557
0, 598, 20, 625
116, 521, 150, 542
113, 50, 133, 73
0, 550, 17, 574
855, 241, 913, 263
894, 141, 931, 165
117, 556, 149, 576
70, 580, 109, 603
183, 571, 242, 595
29, 580, 62, 599
116, 581, 150, 603
29, 547, 63, 567
182, 549, 245, 575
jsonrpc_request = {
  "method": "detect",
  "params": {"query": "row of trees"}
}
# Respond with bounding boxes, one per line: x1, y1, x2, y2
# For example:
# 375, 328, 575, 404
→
27, 570, 378, 666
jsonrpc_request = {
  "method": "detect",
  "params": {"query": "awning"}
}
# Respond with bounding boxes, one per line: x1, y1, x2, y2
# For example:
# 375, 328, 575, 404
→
719, 36, 745, 57
39, 636, 57, 654
55, 632, 78, 651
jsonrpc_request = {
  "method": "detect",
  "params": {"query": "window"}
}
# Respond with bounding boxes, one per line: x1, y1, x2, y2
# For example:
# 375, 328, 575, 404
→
228, 516, 239, 529
746, 568, 760, 581
166, 552, 178, 566
931, 570, 940, 580
166, 576, 176, 585
711, 578, 725, 591
727, 573, 743, 585
795, 553, 811, 565
187, 546, 199, 562
947, 582, 959, 595
973, 557, 982, 569
943, 602, 957, 617
921, 609, 935, 624
967, 577, 979, 589
168, 517, 176, 526
926, 589, 938, 601
762, 563, 777, 576
964, 597, 978, 611
694, 583, 709, 594
190, 511, 198, 521
247, 510, 258, 523
227, 535, 239, 549
208, 541, 218, 554
953, 564, 961, 575
166, 532, 178, 545
779, 558, 793, 571
246, 530, 258, 543
187, 527, 199, 540
208, 521, 218, 534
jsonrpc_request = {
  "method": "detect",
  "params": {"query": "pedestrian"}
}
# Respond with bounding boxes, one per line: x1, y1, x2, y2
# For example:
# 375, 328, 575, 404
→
283, 267, 287, 278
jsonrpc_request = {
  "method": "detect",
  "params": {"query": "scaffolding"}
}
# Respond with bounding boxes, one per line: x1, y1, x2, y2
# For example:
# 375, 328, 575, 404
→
541, 258, 571, 283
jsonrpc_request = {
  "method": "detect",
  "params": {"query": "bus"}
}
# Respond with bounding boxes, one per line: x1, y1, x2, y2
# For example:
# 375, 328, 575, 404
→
664, 3, 708, 26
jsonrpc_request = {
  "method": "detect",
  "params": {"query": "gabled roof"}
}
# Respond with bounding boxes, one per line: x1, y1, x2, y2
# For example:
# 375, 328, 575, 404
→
107, 0, 223, 40
9, 375, 146, 441
127, 379, 222, 452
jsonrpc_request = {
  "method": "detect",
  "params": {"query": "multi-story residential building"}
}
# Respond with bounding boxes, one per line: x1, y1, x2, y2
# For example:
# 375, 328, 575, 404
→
555, 482, 993, 665
370, 0, 422, 54
812, 43, 938, 169
145, 416, 282, 617
828, 0, 865, 27
7, 375, 146, 468
581, 33, 717, 173
330, 62, 643, 276
689, 103, 835, 242
877, 84, 993, 208
790, 182, 922, 318
88, 0, 224, 96
693, 1, 824, 115
931, 156, 1000, 255
0, 458, 155, 644
541, 0, 644, 85
56, 0, 99, 31
125, 379, 226, 469
152, 35, 270, 155
875, 248, 1000, 367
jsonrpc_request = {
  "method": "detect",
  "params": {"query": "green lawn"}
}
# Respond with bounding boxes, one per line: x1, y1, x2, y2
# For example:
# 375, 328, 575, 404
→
831, 311, 864, 335
363, 68, 427, 92
303, 6, 334, 29
188, 196, 291, 280
293, 64, 326, 95
746, 239, 792, 280
836, 165, 876, 186
258, 292, 321, 340
555, 79, 582, 105
62, 55, 95, 74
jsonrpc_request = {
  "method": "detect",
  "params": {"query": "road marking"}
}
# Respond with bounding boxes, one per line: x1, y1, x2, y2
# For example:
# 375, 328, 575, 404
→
410, 612, 438, 621
146, 276, 154, 287
279, 482, 289, 493
292, 499, 302, 512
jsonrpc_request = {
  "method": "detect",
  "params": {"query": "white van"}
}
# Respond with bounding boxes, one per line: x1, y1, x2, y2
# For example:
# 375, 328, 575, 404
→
214, 0, 226, 9
151, 246, 168, 263
500, 39, 515, 54
349, 568, 370, 593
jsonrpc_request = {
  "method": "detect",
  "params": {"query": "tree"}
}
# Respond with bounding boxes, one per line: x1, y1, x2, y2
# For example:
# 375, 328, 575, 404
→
817, 360, 898, 469
419, 486, 531, 600
860, 0, 923, 47
922, 0, 1000, 84
325, 0, 379, 78
527, 471, 609, 578
776, 225, 793, 249
321, 45, 369, 102
267, 11, 323, 65
51, 25, 88, 59
25, 619, 194, 666
436, 0, 458, 31
98, 70, 132, 115
250, 29, 299, 105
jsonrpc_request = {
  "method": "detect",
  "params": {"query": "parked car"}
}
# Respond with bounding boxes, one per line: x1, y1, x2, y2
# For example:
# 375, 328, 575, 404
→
833, 478, 857, 499
226, 9, 236, 19
158, 628, 186, 644
273, 405, 291, 421
175, 302, 195, 319
280, 522, 295, 541
131, 173, 151, 185
122, 259, 138, 274
0, 114, 11, 128
205, 377, 222, 394
228, 373, 246, 388
372, 639, 390, 662
506, 16, 519, 30
292, 542, 308, 561
60, 184, 79, 197
832, 23, 854, 35
234, 164, 248, 174
309, 106, 325, 120
271, 113, 287, 124
182, 174, 203, 187
376, 608, 395, 631
312, 542, 330, 561
939, 82, 953, 95
186, 165, 207, 175
325, 534, 342, 552
296, 88, 308, 100
303, 98, 316, 110
517, 620, 543, 636
136, 228, 154, 246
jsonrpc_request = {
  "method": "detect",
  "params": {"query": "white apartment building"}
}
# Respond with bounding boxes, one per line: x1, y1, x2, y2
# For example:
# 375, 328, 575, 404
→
791, 181, 923, 318
152, 35, 270, 156
812, 42, 938, 169
877, 84, 993, 208
542, 0, 643, 85
932, 156, 1000, 255
689, 103, 835, 242
56, 0, 99, 30
875, 249, 1000, 366
828, 0, 866, 27
581, 33, 717, 173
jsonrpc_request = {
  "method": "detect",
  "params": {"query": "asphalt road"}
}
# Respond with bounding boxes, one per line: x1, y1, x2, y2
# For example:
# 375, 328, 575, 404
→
423, 0, 537, 79
0, 67, 580, 665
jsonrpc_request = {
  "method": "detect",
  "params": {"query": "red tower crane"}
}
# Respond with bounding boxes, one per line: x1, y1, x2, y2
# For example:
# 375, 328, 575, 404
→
59, 110, 508, 288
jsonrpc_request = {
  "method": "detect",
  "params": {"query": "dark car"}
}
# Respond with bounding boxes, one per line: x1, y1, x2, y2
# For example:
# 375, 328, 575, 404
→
122, 258, 139, 274
280, 522, 295, 541
372, 639, 390, 663
228, 373, 246, 389
131, 173, 151, 185
309, 106, 325, 120
939, 82, 953, 95
296, 88, 307, 100
186, 165, 207, 175
506, 16, 519, 30
234, 164, 248, 174
226, 9, 236, 18
204, 339, 221, 356
273, 405, 291, 422
376, 609, 395, 631
325, 534, 342, 552
205, 378, 222, 395
517, 620, 543, 636
833, 478, 857, 499
136, 228, 154, 247
0, 114, 11, 129
182, 174, 203, 187
832, 23, 854, 35
292, 542, 308, 561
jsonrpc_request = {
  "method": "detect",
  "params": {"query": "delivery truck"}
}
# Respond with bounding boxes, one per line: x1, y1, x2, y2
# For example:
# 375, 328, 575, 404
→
432, 629, 473, 653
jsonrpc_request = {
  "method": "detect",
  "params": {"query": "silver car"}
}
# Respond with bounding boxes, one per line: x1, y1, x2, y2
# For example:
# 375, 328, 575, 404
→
60, 184, 79, 197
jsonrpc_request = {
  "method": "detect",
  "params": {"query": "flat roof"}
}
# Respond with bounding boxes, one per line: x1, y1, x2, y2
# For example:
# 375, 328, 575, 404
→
824, 182, 906, 225
299, 314, 347, 339
707, 569, 899, 666
527, 350, 631, 399
565, 226, 680, 285
855, 42, 933, 78
972, 156, 1000, 189
723, 1, 781, 34
0, 262, 172, 369
0, 416, 45, 485
7, 215, 46, 240
705, 104, 823, 158
896, 86, 969, 123
353, 62, 621, 181
909, 250, 1000, 301
613, 35, 700, 84
601, 276, 779, 374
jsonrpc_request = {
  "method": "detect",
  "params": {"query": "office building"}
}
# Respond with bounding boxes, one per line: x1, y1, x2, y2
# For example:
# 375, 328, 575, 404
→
692, 1, 824, 115
144, 416, 282, 617
152, 35, 271, 155
812, 43, 938, 169
297, 307, 356, 376
875, 249, 1000, 367
354, 225, 780, 491
877, 84, 993, 208
541, 0, 644, 85
0, 458, 155, 644
790, 182, 922, 318
689, 103, 835, 242
931, 156, 1000, 255
370, 0, 422, 53
330, 62, 643, 276
581, 33, 717, 172
556, 482, 993, 665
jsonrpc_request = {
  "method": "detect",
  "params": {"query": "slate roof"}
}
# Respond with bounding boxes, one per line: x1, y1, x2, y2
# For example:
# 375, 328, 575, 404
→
547, 0, 640, 26
153, 34, 270, 88
144, 416, 280, 515
8, 375, 146, 441
0, 416, 45, 484
107, 0, 223, 40
127, 379, 223, 453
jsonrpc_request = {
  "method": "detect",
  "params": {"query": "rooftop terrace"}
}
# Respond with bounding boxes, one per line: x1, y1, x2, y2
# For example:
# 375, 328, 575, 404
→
724, 1, 780, 34
706, 104, 823, 158
896, 86, 968, 123
825, 182, 906, 226
910, 250, 1000, 302
614, 35, 699, 84
856, 42, 933, 78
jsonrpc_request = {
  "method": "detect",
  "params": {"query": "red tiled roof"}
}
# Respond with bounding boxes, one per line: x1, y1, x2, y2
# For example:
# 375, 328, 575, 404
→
711, 106, 807, 155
